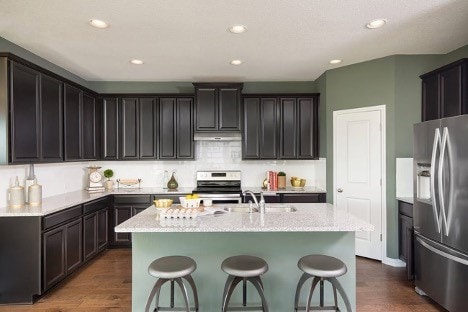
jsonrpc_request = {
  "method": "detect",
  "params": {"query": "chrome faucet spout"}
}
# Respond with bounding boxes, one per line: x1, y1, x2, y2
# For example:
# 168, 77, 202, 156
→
242, 190, 259, 208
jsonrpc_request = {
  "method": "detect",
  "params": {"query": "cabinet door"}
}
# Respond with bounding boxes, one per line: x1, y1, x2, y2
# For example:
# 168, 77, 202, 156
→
132, 205, 148, 216
440, 65, 463, 118
43, 226, 66, 291
260, 98, 278, 159
64, 84, 82, 160
421, 75, 440, 121
120, 98, 139, 159
242, 98, 260, 159
219, 87, 241, 131
102, 97, 119, 159
65, 218, 82, 273
399, 214, 413, 262
82, 93, 97, 160
176, 98, 194, 159
159, 98, 176, 159
113, 206, 132, 244
279, 98, 298, 159
40, 74, 63, 162
83, 213, 97, 261
297, 97, 318, 159
139, 98, 158, 159
10, 61, 40, 163
195, 87, 217, 131
97, 208, 108, 250
282, 193, 323, 203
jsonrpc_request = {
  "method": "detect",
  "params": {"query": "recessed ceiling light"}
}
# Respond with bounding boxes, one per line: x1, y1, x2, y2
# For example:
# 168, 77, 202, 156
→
130, 59, 144, 65
366, 19, 387, 29
229, 25, 247, 34
329, 59, 342, 64
89, 19, 109, 29
230, 60, 243, 65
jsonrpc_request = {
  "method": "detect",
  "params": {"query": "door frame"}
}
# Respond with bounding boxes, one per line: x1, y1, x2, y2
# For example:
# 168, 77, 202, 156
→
333, 104, 387, 262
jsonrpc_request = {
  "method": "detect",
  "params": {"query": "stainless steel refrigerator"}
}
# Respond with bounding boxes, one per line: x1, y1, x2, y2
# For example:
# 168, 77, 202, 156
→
413, 115, 468, 312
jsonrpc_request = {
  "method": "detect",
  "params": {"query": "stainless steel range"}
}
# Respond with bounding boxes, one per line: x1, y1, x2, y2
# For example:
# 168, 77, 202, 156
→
193, 170, 242, 204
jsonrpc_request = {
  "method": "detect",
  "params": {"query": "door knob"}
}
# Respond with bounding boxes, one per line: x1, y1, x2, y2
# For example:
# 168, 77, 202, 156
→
337, 188, 343, 193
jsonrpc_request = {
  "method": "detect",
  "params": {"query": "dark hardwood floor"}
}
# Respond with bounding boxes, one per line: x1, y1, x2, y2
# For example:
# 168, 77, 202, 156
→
0, 250, 446, 311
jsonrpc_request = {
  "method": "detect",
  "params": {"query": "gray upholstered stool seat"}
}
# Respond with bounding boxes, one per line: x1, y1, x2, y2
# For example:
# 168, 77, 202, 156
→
145, 256, 199, 312
221, 255, 269, 312
295, 255, 351, 312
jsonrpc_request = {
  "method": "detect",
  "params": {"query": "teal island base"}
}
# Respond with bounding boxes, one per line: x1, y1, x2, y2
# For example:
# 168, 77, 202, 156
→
131, 232, 356, 311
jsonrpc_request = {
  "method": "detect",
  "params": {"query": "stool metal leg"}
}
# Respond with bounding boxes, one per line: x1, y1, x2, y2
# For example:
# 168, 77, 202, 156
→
222, 276, 242, 312
295, 273, 312, 311
174, 277, 190, 312
328, 277, 352, 312
305, 277, 320, 312
248, 276, 269, 312
145, 278, 169, 312
183, 274, 199, 312
332, 284, 338, 311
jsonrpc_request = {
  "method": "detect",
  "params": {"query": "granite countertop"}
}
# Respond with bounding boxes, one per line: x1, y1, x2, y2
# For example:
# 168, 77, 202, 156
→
397, 197, 414, 204
115, 203, 373, 233
0, 187, 194, 217
0, 186, 327, 217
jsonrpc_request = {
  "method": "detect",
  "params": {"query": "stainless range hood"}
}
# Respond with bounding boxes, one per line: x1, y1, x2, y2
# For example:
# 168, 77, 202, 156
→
193, 132, 242, 141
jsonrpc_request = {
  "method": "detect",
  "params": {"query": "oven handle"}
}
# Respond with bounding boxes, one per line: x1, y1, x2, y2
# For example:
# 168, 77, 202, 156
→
206, 197, 242, 203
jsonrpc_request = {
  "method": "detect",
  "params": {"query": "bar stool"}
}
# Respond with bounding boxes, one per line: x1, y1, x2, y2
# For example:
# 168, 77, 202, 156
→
145, 255, 199, 312
294, 255, 352, 312
221, 255, 269, 312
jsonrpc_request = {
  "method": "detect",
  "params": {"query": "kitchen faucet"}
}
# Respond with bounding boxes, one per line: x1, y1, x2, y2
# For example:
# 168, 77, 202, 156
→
242, 190, 266, 214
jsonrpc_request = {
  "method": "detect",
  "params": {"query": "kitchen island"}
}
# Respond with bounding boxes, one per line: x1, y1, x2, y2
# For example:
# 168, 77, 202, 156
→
116, 203, 372, 311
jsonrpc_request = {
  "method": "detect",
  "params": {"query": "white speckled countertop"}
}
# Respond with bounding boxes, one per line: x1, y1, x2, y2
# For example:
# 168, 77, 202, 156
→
0, 187, 194, 217
0, 186, 327, 217
115, 203, 373, 233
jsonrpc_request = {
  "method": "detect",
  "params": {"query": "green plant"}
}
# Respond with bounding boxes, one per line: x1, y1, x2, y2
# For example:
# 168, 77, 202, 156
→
103, 169, 114, 180
278, 171, 286, 176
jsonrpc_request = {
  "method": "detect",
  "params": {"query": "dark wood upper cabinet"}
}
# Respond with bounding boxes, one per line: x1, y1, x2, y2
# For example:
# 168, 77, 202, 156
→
194, 83, 243, 132
9, 61, 41, 163
120, 98, 139, 159
139, 98, 158, 159
243, 94, 319, 160
297, 97, 319, 159
159, 98, 176, 159
279, 98, 298, 159
421, 58, 467, 121
176, 98, 194, 159
40, 75, 63, 162
243, 97, 278, 159
82, 93, 97, 160
101, 97, 119, 160
64, 84, 82, 161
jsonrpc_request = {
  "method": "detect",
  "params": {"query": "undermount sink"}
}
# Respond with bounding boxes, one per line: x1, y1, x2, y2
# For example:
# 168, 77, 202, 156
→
223, 204, 297, 213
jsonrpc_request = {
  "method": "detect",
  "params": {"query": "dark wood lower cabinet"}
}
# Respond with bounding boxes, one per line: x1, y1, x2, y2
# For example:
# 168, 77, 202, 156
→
113, 206, 132, 245
83, 213, 98, 261
97, 209, 108, 250
43, 218, 83, 291
398, 200, 414, 280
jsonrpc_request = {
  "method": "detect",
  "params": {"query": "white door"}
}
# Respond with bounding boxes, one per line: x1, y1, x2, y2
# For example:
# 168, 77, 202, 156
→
334, 106, 383, 260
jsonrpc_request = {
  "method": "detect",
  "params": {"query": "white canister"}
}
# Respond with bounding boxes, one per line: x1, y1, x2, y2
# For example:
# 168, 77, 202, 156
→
28, 178, 42, 206
8, 176, 25, 208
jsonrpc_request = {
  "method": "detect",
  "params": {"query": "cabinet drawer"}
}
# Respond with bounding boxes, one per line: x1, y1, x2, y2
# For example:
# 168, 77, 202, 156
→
398, 201, 413, 218
43, 205, 82, 231
83, 197, 109, 215
282, 193, 323, 203
152, 194, 188, 204
113, 195, 151, 204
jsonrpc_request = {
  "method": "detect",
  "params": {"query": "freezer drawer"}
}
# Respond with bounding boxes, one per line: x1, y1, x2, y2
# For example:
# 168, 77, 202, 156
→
414, 234, 468, 312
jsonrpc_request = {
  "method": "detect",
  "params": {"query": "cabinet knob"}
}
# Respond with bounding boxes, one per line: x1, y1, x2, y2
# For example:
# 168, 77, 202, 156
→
337, 188, 343, 193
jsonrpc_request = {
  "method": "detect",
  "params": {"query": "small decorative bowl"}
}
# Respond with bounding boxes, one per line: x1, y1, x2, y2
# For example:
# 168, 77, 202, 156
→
179, 197, 201, 209
153, 199, 173, 208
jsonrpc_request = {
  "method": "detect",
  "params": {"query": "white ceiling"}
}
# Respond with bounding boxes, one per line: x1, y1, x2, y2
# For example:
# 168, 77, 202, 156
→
0, 0, 467, 82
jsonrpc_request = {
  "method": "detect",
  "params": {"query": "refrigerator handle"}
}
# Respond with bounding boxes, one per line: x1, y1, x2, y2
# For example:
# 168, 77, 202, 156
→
430, 128, 442, 233
438, 127, 450, 236
417, 237, 468, 266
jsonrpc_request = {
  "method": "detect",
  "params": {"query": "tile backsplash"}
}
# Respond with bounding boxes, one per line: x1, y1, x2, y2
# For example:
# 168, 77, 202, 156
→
0, 141, 326, 206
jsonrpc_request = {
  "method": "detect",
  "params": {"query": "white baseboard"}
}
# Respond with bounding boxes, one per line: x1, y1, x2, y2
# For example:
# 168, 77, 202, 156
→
382, 257, 406, 267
